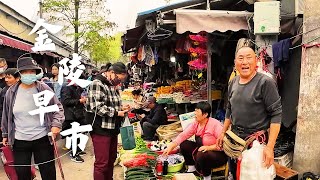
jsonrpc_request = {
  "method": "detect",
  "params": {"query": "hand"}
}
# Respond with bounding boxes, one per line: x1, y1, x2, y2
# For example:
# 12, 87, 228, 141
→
2, 138, 8, 146
198, 146, 210, 153
217, 132, 226, 149
122, 104, 131, 111
263, 146, 274, 168
51, 127, 61, 139
137, 114, 146, 120
79, 97, 86, 104
162, 142, 176, 156
117, 110, 128, 117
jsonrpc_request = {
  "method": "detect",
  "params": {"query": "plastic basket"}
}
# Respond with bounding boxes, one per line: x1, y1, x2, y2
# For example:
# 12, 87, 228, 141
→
168, 160, 185, 173
274, 151, 293, 168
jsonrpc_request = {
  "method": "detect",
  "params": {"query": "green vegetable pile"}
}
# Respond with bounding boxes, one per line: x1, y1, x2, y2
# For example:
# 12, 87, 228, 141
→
125, 166, 156, 180
134, 136, 158, 158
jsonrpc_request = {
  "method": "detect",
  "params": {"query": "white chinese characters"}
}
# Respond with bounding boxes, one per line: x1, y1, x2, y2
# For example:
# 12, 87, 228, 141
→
28, 90, 59, 126
29, 19, 63, 52
60, 122, 93, 156
58, 53, 92, 88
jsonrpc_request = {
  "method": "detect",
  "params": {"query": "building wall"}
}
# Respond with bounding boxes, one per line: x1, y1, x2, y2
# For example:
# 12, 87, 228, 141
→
0, 3, 36, 43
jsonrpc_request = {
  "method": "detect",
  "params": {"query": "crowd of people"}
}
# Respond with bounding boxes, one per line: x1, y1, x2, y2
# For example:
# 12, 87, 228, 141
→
0, 45, 282, 180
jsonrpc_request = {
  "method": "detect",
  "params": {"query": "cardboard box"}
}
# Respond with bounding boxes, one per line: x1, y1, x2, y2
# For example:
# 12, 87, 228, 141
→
173, 173, 197, 180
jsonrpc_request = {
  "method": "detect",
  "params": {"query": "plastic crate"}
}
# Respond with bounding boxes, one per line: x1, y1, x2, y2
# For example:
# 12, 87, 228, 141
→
274, 152, 293, 168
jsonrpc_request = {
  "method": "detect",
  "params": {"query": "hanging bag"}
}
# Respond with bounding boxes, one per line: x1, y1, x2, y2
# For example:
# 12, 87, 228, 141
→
240, 140, 276, 180
120, 115, 136, 150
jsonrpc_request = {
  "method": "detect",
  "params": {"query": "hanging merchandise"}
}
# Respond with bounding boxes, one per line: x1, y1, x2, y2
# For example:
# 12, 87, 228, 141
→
154, 46, 159, 64
187, 32, 208, 71
176, 36, 190, 54
184, 38, 192, 53
272, 38, 291, 79
188, 58, 207, 70
257, 48, 275, 80
130, 53, 138, 63
189, 47, 207, 55
137, 45, 145, 61
144, 45, 155, 67
189, 34, 208, 43
147, 27, 173, 41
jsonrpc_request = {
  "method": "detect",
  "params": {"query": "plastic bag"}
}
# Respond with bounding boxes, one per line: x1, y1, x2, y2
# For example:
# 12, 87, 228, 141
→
240, 140, 276, 180
120, 116, 136, 150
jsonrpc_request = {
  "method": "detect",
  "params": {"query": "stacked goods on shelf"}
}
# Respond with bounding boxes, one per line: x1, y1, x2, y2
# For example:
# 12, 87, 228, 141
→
121, 89, 134, 101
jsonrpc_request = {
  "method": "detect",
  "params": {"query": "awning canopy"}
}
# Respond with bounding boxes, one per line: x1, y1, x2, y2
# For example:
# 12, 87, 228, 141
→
121, 25, 146, 53
0, 33, 60, 58
175, 9, 253, 34
0, 34, 33, 52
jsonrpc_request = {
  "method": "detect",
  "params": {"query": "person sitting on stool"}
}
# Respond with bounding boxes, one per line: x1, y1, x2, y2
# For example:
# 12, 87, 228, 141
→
163, 102, 227, 180
138, 97, 168, 141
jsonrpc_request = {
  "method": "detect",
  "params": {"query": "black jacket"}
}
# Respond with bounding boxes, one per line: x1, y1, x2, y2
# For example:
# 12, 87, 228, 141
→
0, 86, 9, 125
0, 78, 6, 90
144, 104, 168, 126
61, 85, 85, 122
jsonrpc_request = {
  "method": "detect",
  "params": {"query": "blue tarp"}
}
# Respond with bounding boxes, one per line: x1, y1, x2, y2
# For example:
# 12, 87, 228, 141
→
137, 0, 192, 16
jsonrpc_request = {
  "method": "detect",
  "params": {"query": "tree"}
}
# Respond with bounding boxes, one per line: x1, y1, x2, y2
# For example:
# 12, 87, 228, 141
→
83, 32, 127, 65
42, 0, 116, 54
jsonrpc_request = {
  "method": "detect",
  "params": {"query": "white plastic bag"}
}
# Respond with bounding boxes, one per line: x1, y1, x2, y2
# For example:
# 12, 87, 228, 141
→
240, 140, 276, 180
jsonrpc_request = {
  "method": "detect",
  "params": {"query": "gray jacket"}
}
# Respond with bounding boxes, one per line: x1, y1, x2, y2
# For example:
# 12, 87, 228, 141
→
1, 81, 65, 145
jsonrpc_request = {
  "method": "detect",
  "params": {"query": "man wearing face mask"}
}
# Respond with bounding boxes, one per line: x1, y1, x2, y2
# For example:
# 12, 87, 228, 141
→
0, 58, 9, 89
85, 62, 129, 180
1, 57, 64, 180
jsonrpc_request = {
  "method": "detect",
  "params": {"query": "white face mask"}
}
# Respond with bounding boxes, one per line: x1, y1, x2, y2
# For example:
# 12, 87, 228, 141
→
0, 66, 7, 74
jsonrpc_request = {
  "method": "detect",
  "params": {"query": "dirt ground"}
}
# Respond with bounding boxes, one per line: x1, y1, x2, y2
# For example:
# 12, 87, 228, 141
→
0, 138, 124, 180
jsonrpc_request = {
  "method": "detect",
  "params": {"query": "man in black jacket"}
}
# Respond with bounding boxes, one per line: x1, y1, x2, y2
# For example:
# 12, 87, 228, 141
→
138, 97, 168, 140
61, 82, 87, 163
0, 68, 19, 147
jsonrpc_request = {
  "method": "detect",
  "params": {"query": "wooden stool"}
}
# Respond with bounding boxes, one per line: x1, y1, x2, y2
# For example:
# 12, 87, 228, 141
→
212, 164, 228, 180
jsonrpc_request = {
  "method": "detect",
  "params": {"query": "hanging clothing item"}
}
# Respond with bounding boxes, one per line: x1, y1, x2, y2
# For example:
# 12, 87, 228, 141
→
153, 47, 159, 64
272, 38, 291, 77
144, 45, 155, 67
137, 45, 145, 61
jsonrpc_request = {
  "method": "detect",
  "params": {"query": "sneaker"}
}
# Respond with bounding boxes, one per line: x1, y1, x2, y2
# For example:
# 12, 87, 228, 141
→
77, 151, 87, 156
71, 155, 84, 163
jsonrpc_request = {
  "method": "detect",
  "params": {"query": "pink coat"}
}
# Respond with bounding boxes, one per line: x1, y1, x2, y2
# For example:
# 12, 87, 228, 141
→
174, 117, 223, 146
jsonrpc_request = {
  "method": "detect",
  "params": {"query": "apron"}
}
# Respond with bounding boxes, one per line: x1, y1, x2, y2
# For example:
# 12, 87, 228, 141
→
191, 119, 209, 176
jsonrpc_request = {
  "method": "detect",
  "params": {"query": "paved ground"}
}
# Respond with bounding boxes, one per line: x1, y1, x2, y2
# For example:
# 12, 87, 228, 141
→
0, 138, 124, 180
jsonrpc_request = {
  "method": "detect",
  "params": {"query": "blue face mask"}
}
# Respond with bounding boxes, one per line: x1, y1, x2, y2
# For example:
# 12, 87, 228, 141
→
20, 74, 37, 85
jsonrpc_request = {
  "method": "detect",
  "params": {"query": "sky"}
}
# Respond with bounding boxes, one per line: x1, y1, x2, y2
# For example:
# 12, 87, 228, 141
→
0, 0, 186, 32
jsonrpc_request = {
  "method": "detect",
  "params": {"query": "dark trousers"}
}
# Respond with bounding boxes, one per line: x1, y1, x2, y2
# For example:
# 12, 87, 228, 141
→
180, 140, 228, 176
141, 121, 159, 140
13, 136, 56, 180
91, 134, 118, 180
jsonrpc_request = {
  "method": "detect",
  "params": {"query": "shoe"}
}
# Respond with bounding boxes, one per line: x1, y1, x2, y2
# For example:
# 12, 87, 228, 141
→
77, 151, 87, 156
71, 155, 84, 163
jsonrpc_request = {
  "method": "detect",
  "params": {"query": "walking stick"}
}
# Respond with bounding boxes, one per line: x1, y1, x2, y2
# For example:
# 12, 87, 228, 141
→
51, 135, 65, 180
